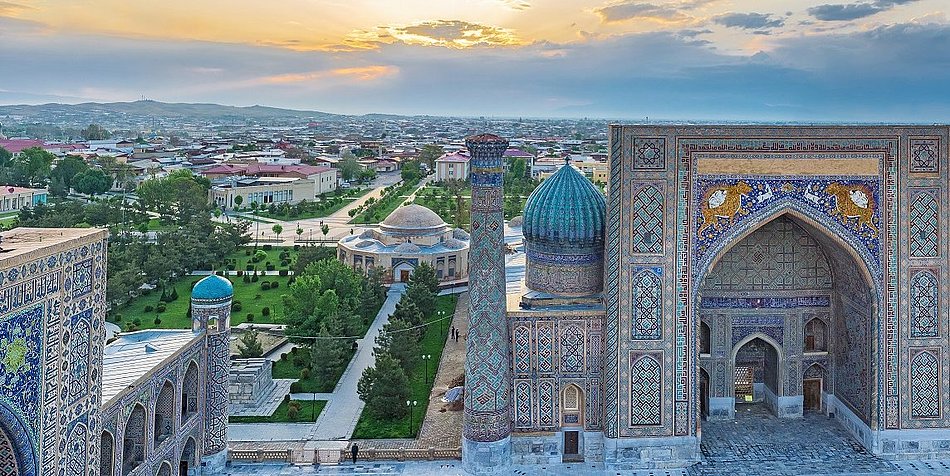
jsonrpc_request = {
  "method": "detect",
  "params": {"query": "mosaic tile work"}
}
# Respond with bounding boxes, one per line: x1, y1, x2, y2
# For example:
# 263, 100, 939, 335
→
909, 190, 939, 257
909, 270, 939, 339
910, 349, 940, 419
629, 354, 662, 426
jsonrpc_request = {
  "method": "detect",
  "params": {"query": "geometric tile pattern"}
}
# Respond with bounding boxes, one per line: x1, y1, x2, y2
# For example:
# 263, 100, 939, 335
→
538, 380, 555, 428
631, 269, 662, 340
910, 350, 940, 419
513, 326, 531, 375
463, 134, 512, 444
0, 426, 19, 476
629, 354, 662, 426
631, 185, 664, 254
514, 381, 532, 428
910, 270, 939, 339
633, 138, 666, 170
560, 325, 584, 373
910, 138, 939, 173
909, 191, 939, 257
536, 324, 553, 374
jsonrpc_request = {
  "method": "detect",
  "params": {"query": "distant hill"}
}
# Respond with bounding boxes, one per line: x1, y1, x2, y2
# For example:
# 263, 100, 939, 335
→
0, 100, 343, 123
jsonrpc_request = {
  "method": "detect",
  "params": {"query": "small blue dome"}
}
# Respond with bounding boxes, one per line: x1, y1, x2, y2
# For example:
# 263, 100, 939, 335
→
523, 163, 606, 247
191, 275, 233, 301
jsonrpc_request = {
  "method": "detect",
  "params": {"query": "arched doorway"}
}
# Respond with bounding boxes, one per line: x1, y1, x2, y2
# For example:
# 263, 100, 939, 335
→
156, 461, 172, 476
100, 430, 115, 476
696, 210, 877, 433
122, 404, 146, 476
179, 437, 197, 476
731, 334, 782, 416
154, 380, 175, 446
181, 361, 199, 423
560, 384, 585, 462
0, 403, 38, 476
699, 368, 710, 420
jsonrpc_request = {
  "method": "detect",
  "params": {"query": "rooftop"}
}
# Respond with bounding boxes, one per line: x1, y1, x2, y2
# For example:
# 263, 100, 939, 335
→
0, 186, 46, 196
0, 227, 107, 265
101, 330, 201, 406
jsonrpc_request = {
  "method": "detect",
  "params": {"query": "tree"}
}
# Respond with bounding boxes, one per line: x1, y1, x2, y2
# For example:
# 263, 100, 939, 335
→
0, 146, 11, 167
73, 169, 112, 195
10, 147, 54, 186
401, 160, 422, 182
418, 144, 444, 170
233, 195, 243, 209
51, 156, 89, 191
311, 311, 349, 384
272, 224, 283, 241
237, 331, 264, 358
137, 170, 211, 224
375, 318, 420, 373
292, 246, 336, 275
339, 156, 362, 182
391, 295, 425, 327
321, 223, 330, 241
81, 124, 111, 140
357, 353, 410, 419
358, 167, 377, 183
405, 261, 438, 313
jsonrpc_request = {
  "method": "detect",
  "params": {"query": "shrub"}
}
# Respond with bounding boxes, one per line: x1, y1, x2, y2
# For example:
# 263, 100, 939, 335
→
263, 244, 273, 250
113, 313, 122, 322
246, 314, 255, 322
290, 347, 298, 354
279, 269, 288, 277
266, 264, 276, 271
261, 307, 270, 316
255, 294, 262, 300
216, 270, 224, 276
144, 305, 154, 312
243, 275, 251, 283
232, 303, 243, 312
287, 405, 300, 421
237, 270, 244, 276
169, 288, 179, 301
281, 353, 288, 361
284, 394, 291, 404
270, 281, 279, 289
280, 260, 289, 267
141, 288, 152, 296
294, 244, 300, 251
156, 303, 166, 313
260, 281, 270, 290
251, 274, 259, 283
154, 317, 162, 325
245, 249, 252, 256
290, 382, 302, 393
246, 265, 254, 271
227, 263, 235, 270
132, 318, 142, 326
300, 368, 311, 379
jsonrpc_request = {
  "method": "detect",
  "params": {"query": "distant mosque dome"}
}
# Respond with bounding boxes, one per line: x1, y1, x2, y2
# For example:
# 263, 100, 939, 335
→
523, 163, 606, 247
380, 204, 448, 236
191, 275, 233, 301
521, 163, 606, 296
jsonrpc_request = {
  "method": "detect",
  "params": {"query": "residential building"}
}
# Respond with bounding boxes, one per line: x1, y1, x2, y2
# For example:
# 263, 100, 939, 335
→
434, 151, 470, 182
0, 186, 47, 212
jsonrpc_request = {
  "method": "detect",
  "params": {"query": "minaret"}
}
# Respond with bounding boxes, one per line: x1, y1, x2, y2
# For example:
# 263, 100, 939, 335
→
190, 275, 233, 474
463, 133, 512, 473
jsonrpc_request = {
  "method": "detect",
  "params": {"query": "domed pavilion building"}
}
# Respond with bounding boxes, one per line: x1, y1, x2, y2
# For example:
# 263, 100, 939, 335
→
337, 204, 470, 283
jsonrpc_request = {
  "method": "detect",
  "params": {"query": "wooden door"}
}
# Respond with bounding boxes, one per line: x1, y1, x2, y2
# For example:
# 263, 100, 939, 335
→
564, 431, 579, 456
803, 378, 822, 412
179, 461, 188, 476
400, 270, 410, 282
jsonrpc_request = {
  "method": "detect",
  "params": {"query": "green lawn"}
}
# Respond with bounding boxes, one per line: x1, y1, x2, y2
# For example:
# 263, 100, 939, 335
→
108, 273, 291, 331
223, 246, 296, 272
352, 294, 458, 439
351, 180, 421, 224
272, 346, 354, 394
229, 399, 327, 423
144, 218, 176, 231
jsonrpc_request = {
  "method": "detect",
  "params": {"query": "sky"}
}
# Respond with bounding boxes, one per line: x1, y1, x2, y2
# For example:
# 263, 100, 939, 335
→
1, 0, 949, 120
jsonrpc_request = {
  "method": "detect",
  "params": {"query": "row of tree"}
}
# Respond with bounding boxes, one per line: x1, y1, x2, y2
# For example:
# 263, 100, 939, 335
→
357, 262, 441, 419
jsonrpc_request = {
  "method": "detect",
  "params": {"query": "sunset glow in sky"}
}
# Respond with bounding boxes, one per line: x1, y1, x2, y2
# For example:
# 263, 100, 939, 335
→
1, 0, 949, 120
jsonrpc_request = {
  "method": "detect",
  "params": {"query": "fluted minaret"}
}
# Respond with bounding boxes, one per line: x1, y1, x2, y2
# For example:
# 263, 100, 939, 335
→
190, 275, 233, 474
463, 133, 512, 473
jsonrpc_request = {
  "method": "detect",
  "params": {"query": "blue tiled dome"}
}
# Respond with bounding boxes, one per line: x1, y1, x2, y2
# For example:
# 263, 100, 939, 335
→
191, 275, 233, 301
523, 163, 606, 247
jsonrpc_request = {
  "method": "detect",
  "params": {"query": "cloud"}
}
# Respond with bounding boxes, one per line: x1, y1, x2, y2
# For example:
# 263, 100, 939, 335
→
259, 65, 398, 84
713, 12, 785, 30
0, 1, 30, 16
594, 0, 712, 24
807, 0, 921, 21
344, 20, 524, 49
498, 0, 531, 10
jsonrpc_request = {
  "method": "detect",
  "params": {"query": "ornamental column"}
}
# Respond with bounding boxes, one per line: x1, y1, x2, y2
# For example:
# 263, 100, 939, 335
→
463, 133, 512, 473
190, 275, 233, 475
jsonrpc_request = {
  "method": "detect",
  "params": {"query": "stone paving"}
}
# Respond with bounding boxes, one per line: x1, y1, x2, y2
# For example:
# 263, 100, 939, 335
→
695, 403, 898, 476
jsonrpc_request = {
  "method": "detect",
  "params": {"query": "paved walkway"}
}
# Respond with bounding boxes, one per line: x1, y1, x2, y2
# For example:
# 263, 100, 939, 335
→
697, 404, 898, 475
229, 284, 407, 442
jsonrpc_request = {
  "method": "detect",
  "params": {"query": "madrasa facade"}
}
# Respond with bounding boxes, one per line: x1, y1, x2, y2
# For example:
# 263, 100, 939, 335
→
462, 126, 950, 472
0, 227, 232, 476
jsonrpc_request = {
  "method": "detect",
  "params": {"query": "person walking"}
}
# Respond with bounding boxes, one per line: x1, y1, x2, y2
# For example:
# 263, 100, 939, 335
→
351, 443, 359, 464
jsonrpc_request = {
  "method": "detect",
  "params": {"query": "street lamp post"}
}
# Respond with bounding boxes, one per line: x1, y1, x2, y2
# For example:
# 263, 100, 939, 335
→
421, 354, 432, 384
406, 400, 418, 437
438, 310, 445, 336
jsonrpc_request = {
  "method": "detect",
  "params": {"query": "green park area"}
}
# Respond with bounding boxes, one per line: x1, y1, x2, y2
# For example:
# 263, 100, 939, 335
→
350, 178, 420, 224
247, 187, 371, 221
352, 292, 458, 439
229, 399, 327, 424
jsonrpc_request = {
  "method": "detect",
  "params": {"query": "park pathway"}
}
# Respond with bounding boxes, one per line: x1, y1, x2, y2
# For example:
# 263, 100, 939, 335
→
228, 283, 407, 442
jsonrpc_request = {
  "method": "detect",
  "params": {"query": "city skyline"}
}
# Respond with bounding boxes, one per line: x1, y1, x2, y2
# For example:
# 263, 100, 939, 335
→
1, 0, 949, 120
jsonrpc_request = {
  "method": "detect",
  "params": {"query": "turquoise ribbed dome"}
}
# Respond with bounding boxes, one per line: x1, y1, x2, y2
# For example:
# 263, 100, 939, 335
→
191, 275, 233, 301
522, 163, 606, 247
